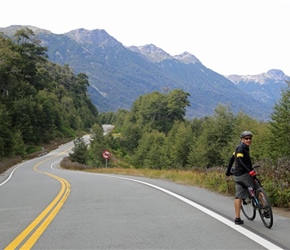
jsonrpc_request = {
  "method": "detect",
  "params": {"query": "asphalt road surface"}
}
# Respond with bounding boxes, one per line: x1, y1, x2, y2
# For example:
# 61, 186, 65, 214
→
0, 139, 289, 249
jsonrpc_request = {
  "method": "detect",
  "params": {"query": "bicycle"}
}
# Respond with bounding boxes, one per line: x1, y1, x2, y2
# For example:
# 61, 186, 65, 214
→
240, 165, 273, 229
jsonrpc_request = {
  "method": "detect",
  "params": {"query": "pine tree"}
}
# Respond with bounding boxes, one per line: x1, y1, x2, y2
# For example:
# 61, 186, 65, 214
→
269, 81, 290, 159
69, 137, 88, 164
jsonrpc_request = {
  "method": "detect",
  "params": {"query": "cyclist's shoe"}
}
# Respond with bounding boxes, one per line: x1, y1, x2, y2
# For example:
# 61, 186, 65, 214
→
263, 210, 270, 218
234, 218, 244, 225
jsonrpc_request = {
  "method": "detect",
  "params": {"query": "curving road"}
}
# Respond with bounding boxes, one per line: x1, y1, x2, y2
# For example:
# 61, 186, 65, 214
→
0, 139, 289, 249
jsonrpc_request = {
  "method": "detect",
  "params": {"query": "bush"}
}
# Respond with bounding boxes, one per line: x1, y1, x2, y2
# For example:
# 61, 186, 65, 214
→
60, 157, 92, 170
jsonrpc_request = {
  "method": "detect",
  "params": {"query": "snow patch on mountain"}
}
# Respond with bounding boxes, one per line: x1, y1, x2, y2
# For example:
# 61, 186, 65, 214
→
173, 52, 200, 64
226, 69, 289, 85
128, 44, 200, 64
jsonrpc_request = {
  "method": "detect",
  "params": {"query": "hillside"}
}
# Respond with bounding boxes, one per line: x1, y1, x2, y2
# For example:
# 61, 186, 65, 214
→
1, 25, 285, 120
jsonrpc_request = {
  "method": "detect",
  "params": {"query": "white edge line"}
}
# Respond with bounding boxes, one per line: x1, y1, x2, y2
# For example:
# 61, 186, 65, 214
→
0, 163, 25, 187
0, 155, 55, 187
51, 159, 61, 169
97, 174, 283, 250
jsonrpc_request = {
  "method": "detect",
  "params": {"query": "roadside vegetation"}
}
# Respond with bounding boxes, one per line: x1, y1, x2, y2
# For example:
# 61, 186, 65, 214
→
0, 28, 97, 171
62, 83, 290, 209
1, 28, 289, 210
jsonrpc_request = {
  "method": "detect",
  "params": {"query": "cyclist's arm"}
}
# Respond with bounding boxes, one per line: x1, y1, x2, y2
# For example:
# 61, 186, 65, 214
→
225, 153, 235, 176
236, 155, 252, 173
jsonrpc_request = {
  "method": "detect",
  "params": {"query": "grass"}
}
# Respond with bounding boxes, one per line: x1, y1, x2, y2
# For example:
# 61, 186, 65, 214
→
60, 157, 290, 210
60, 157, 235, 197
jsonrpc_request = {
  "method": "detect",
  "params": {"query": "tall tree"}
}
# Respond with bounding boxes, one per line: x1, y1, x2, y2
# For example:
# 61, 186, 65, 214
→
269, 81, 290, 159
0, 104, 14, 157
131, 89, 190, 134
187, 105, 235, 167
87, 124, 106, 167
163, 121, 193, 169
13, 28, 47, 85
132, 130, 166, 169
0, 35, 21, 100
69, 137, 88, 164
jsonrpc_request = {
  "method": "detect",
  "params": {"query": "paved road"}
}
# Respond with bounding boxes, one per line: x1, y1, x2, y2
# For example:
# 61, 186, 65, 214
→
0, 141, 289, 249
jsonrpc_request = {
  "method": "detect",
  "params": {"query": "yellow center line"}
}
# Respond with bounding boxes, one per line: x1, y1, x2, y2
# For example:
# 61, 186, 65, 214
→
21, 174, 71, 249
5, 147, 72, 250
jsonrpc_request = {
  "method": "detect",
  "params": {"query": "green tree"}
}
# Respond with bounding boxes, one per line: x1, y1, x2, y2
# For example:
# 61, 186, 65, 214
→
268, 81, 290, 159
0, 104, 14, 157
13, 28, 47, 85
131, 89, 190, 134
0, 30, 98, 157
0, 35, 22, 100
187, 105, 235, 168
132, 130, 166, 169
87, 124, 106, 167
163, 121, 193, 169
69, 137, 88, 164
11, 98, 36, 143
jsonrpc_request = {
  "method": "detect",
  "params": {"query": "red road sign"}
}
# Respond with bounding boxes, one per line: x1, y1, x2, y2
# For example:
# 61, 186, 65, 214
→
102, 150, 111, 159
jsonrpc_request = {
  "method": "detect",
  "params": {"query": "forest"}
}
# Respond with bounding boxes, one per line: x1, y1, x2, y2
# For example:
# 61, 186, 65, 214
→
0, 28, 98, 160
1, 28, 290, 207
68, 84, 290, 207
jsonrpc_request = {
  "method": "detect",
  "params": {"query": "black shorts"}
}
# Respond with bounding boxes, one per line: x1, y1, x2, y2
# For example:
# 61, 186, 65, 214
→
233, 173, 254, 199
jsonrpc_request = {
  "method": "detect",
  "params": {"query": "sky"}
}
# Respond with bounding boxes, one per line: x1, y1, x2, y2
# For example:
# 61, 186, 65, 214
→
1, 0, 290, 76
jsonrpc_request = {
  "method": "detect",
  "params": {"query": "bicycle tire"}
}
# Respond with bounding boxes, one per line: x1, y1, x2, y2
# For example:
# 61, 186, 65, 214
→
256, 188, 273, 229
241, 198, 256, 220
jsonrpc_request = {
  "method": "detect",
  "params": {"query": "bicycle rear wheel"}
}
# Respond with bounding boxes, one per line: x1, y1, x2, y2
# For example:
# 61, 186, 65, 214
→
241, 198, 256, 220
257, 188, 273, 229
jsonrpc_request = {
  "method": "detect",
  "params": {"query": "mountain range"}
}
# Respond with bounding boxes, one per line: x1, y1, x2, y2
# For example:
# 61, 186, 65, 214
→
1, 25, 289, 121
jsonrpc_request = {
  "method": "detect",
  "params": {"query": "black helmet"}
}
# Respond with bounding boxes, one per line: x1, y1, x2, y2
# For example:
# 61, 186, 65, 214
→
240, 131, 253, 138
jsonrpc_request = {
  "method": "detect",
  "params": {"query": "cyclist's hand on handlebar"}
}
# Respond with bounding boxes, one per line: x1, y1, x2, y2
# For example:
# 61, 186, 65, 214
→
249, 170, 256, 176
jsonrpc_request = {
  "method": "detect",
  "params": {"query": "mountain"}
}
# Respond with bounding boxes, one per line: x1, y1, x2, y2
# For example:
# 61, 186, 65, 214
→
1, 25, 285, 121
226, 69, 289, 107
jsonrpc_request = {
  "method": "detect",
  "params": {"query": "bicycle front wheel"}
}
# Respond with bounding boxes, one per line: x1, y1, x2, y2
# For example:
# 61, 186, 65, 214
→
257, 188, 273, 229
241, 198, 256, 221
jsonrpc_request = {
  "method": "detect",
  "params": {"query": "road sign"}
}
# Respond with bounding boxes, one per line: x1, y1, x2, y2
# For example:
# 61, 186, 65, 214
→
102, 150, 111, 159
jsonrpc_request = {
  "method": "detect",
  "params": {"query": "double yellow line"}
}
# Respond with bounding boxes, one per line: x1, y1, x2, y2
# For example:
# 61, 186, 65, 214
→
5, 149, 72, 250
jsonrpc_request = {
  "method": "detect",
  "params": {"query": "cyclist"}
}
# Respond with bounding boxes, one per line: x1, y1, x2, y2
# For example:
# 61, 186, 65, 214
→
225, 131, 256, 225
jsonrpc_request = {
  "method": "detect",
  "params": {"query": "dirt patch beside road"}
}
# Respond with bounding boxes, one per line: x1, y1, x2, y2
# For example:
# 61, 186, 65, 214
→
272, 207, 290, 219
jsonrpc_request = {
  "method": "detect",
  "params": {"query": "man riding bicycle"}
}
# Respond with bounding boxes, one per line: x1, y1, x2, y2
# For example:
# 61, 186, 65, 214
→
225, 131, 256, 225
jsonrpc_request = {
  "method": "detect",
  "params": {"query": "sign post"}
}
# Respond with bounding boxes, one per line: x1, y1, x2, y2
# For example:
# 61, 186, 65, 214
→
102, 150, 111, 168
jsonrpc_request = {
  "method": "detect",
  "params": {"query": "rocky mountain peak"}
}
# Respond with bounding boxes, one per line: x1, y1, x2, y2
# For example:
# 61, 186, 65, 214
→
2, 25, 52, 36
226, 69, 289, 85
128, 44, 172, 62
267, 69, 286, 80
173, 52, 200, 64
128, 45, 201, 65
65, 28, 122, 48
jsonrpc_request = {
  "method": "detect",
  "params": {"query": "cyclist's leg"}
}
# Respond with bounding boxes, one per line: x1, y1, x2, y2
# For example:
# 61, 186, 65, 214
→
233, 175, 249, 223
235, 174, 256, 221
